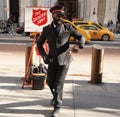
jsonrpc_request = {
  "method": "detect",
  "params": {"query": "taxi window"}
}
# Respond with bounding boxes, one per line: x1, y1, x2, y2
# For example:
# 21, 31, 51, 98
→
79, 26, 88, 30
92, 23, 102, 29
88, 26, 98, 30
74, 22, 88, 26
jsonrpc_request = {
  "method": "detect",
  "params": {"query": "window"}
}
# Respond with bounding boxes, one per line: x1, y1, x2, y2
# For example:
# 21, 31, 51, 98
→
58, 0, 78, 21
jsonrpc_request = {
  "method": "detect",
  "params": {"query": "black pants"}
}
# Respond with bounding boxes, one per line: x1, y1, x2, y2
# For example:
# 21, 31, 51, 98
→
46, 63, 69, 109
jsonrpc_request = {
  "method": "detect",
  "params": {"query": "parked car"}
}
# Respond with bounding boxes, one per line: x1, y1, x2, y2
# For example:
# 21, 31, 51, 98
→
62, 19, 91, 43
79, 25, 115, 41
16, 25, 30, 36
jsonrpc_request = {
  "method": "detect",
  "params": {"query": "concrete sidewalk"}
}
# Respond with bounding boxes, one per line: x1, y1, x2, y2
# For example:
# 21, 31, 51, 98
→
0, 44, 120, 117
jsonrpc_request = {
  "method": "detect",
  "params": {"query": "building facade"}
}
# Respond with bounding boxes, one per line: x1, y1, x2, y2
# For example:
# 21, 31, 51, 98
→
0, 0, 120, 26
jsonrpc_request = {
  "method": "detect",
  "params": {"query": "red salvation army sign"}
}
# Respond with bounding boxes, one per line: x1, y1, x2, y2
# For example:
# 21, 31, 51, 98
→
25, 7, 52, 32
32, 9, 47, 26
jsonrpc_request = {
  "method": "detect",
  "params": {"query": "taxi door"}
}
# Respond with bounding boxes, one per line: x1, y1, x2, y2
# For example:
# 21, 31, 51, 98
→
88, 26, 101, 39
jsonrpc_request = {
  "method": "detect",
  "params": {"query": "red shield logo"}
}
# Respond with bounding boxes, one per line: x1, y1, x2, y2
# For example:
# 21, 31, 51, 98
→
32, 9, 47, 26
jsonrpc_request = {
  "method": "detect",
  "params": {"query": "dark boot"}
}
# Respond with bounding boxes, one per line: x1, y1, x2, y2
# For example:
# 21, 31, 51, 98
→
51, 107, 60, 117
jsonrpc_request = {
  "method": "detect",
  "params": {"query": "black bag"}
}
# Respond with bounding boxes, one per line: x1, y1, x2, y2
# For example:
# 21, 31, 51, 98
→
32, 76, 45, 90
26, 63, 47, 90
38, 63, 47, 74
30, 63, 47, 74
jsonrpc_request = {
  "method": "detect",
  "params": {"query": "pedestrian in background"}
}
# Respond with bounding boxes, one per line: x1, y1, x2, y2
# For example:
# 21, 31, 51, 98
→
7, 18, 13, 33
107, 19, 113, 31
116, 20, 120, 33
37, 5, 85, 117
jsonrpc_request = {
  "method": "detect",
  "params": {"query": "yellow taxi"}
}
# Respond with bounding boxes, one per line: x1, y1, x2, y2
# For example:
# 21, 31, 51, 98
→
72, 20, 108, 31
62, 19, 91, 43
79, 25, 115, 41
30, 32, 41, 39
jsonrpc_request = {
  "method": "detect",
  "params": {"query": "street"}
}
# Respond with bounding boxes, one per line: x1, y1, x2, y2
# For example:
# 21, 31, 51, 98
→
0, 34, 120, 48
86, 39, 120, 48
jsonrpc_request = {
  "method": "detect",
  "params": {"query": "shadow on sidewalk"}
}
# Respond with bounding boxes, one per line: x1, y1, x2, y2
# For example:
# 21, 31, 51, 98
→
0, 76, 120, 117
0, 76, 53, 117
65, 78, 120, 109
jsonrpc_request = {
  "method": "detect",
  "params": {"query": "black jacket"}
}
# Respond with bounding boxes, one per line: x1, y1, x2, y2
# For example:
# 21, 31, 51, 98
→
37, 22, 84, 65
